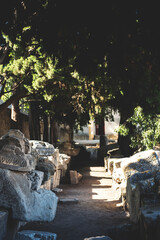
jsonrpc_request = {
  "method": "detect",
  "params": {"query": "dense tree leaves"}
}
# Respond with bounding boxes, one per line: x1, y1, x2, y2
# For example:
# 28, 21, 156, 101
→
1, 0, 160, 132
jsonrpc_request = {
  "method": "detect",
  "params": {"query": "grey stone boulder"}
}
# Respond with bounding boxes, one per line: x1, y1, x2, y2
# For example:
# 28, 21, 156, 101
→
0, 209, 8, 240
139, 206, 160, 240
36, 157, 55, 183
122, 149, 160, 179
0, 129, 30, 154
27, 170, 44, 191
126, 171, 157, 223
15, 230, 57, 240
0, 168, 58, 222
30, 140, 55, 157
0, 130, 36, 172
0, 145, 36, 172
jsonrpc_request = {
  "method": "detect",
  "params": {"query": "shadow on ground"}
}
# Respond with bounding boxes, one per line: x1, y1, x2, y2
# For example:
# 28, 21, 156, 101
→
21, 145, 140, 240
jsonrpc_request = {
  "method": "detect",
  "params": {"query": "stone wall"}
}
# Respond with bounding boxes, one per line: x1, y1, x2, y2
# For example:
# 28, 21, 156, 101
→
0, 130, 58, 239
0, 109, 11, 137
0, 108, 30, 139
108, 150, 160, 239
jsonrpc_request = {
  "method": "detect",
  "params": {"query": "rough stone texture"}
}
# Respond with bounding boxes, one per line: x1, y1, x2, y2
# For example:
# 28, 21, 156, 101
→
126, 170, 160, 223
140, 206, 160, 240
59, 198, 79, 204
30, 140, 71, 189
59, 153, 71, 177
124, 151, 160, 223
69, 170, 79, 184
0, 209, 8, 240
84, 236, 112, 240
0, 108, 10, 137
1, 129, 30, 154
36, 158, 55, 183
0, 168, 58, 222
0, 129, 36, 172
109, 150, 160, 223
27, 170, 44, 191
15, 230, 57, 240
52, 169, 61, 188
122, 150, 160, 179
30, 140, 55, 157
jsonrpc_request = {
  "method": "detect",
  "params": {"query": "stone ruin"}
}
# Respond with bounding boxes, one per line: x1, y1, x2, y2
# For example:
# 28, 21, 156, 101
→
29, 140, 71, 190
0, 129, 71, 240
108, 149, 160, 239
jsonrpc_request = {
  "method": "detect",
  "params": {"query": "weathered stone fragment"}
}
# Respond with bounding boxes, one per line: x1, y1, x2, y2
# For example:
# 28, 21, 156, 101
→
0, 209, 8, 240
27, 170, 44, 191
0, 129, 30, 153
36, 158, 55, 183
15, 230, 57, 240
84, 236, 112, 240
59, 198, 79, 204
122, 150, 160, 179
69, 170, 79, 184
0, 168, 58, 222
140, 207, 160, 240
30, 140, 55, 157
126, 171, 157, 223
0, 129, 36, 171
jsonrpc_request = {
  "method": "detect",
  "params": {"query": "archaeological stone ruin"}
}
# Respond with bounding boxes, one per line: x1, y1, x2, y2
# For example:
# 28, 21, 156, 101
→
108, 149, 160, 239
0, 129, 71, 239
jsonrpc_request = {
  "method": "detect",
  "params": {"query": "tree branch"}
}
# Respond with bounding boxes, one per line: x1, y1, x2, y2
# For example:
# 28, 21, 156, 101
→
0, 87, 28, 112
0, 43, 9, 64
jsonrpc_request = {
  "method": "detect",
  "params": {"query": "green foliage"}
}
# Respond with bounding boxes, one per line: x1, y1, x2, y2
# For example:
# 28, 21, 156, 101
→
117, 124, 129, 137
0, 33, 59, 102
117, 106, 160, 150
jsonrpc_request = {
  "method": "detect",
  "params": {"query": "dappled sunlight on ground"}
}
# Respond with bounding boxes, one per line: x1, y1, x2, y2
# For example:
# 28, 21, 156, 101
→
22, 164, 132, 240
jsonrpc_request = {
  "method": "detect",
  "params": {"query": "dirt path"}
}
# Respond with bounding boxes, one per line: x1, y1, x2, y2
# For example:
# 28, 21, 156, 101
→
22, 165, 138, 240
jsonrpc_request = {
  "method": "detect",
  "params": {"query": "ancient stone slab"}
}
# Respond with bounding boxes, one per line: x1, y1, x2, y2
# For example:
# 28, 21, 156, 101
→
69, 170, 79, 184
52, 188, 63, 193
0, 168, 58, 222
30, 140, 55, 156
15, 230, 57, 240
126, 171, 157, 223
122, 150, 160, 179
0, 209, 8, 240
0, 130, 36, 172
59, 198, 79, 204
0, 129, 30, 154
36, 159, 55, 184
140, 206, 160, 240
110, 150, 160, 224
84, 236, 112, 240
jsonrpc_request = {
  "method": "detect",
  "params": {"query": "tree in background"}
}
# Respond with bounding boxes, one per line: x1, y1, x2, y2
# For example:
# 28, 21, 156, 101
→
1, 1, 160, 152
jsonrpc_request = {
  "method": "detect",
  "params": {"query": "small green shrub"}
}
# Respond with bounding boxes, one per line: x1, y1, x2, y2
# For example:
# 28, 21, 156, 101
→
117, 106, 160, 150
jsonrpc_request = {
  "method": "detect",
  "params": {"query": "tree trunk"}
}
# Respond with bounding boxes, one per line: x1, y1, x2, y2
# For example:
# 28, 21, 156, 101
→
118, 111, 135, 157
50, 118, 60, 145
29, 102, 40, 140
11, 99, 21, 130
43, 114, 48, 142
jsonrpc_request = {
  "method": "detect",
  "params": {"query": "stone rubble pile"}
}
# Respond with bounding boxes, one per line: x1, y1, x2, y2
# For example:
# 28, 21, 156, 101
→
29, 140, 71, 190
108, 149, 160, 239
0, 130, 71, 239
